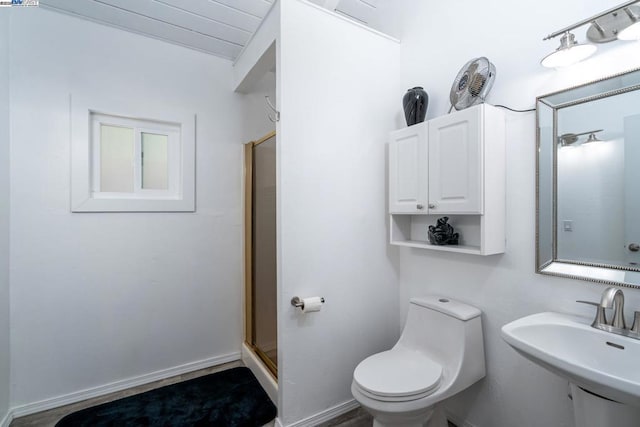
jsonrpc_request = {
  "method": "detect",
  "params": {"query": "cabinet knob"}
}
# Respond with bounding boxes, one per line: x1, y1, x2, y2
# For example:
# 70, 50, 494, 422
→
416, 204, 424, 210
428, 203, 437, 209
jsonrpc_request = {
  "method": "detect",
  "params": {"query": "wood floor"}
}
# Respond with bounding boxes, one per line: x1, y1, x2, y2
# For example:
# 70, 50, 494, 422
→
10, 361, 244, 427
8, 363, 455, 427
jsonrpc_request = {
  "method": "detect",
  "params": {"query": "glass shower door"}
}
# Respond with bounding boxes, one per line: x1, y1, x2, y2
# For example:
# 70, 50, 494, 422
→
247, 133, 277, 375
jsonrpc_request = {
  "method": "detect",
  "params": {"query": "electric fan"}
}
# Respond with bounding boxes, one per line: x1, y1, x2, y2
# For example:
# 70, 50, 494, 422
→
449, 57, 496, 111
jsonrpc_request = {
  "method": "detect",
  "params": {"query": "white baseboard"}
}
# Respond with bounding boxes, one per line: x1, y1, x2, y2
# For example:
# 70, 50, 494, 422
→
284, 399, 360, 427
274, 417, 284, 427
0, 410, 13, 427
10, 352, 241, 419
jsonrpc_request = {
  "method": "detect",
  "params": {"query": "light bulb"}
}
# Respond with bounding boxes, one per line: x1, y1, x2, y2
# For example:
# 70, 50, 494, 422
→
618, 21, 640, 40
541, 32, 597, 68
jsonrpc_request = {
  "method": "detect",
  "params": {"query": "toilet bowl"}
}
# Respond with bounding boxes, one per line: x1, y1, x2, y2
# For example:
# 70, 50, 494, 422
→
351, 296, 485, 427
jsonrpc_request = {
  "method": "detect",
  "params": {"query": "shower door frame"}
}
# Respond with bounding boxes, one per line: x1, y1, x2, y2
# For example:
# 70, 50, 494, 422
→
244, 130, 277, 378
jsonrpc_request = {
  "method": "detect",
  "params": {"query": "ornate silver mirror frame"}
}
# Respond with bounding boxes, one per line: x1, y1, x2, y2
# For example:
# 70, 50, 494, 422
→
537, 67, 640, 288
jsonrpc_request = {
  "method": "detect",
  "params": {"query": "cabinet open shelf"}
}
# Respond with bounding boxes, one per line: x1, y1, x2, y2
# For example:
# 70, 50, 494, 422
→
390, 213, 503, 255
390, 239, 483, 254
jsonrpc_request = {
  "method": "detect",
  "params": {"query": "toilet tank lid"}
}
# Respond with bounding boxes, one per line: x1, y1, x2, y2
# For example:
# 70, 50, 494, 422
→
410, 296, 481, 321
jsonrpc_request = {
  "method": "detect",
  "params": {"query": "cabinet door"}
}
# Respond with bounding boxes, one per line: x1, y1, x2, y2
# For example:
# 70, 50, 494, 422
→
428, 105, 483, 214
388, 124, 428, 214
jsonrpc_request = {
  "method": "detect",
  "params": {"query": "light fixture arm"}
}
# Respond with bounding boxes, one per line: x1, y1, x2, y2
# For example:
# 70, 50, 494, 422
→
543, 0, 640, 40
570, 128, 603, 137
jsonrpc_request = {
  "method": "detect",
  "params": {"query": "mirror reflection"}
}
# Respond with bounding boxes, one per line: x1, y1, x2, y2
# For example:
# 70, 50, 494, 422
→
556, 91, 640, 269
537, 67, 640, 287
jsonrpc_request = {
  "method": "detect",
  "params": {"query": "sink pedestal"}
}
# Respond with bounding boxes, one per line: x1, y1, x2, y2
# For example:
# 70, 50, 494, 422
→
571, 384, 640, 427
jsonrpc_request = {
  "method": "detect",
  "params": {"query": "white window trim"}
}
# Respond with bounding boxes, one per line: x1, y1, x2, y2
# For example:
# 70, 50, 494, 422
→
71, 95, 196, 212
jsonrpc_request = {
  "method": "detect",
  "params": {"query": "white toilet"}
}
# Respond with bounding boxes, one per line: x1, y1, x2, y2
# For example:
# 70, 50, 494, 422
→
351, 296, 485, 427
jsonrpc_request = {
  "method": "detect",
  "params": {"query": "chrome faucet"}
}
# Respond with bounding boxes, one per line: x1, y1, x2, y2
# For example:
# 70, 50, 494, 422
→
599, 287, 626, 329
577, 287, 640, 340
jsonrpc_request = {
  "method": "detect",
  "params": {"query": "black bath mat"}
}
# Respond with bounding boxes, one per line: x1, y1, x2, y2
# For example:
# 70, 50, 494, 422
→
55, 367, 276, 427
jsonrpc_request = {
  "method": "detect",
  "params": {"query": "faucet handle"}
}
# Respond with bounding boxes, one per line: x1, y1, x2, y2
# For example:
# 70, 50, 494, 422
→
632, 311, 640, 334
576, 300, 607, 327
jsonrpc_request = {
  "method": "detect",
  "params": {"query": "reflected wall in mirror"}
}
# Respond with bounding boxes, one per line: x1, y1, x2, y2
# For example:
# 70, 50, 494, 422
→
537, 67, 640, 288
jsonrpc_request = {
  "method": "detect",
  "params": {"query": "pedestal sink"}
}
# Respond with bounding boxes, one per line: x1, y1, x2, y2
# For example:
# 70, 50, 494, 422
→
501, 312, 640, 427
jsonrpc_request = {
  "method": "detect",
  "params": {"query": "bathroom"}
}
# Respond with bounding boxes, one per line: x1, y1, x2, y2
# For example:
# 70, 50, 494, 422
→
2, 0, 640, 426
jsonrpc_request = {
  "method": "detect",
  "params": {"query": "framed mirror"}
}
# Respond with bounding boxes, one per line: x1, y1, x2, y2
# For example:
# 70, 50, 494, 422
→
537, 67, 640, 288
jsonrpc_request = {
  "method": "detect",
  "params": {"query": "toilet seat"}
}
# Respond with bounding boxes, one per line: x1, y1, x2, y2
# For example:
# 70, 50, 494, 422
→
353, 348, 442, 401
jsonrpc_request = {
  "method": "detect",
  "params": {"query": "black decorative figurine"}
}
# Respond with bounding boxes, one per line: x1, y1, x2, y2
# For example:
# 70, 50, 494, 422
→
428, 217, 459, 246
402, 87, 428, 126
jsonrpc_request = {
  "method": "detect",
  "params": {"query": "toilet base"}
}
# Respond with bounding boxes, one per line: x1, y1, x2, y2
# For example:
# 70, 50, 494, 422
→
373, 421, 425, 427
427, 406, 449, 427
365, 404, 448, 427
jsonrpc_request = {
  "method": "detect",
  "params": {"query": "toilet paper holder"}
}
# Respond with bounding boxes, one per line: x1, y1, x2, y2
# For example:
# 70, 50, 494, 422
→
291, 296, 325, 310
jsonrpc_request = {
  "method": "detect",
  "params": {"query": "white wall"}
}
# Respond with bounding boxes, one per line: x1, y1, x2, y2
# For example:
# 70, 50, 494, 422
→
557, 138, 625, 264
9, 8, 246, 410
240, 70, 276, 143
389, 1, 640, 426
277, 2, 401, 425
0, 9, 11, 425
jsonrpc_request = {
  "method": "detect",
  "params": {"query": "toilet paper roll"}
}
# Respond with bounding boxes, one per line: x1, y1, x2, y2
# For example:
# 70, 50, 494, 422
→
301, 296, 323, 313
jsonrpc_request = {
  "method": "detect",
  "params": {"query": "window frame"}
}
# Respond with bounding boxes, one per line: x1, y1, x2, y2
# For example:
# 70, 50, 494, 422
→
90, 114, 180, 198
71, 95, 195, 212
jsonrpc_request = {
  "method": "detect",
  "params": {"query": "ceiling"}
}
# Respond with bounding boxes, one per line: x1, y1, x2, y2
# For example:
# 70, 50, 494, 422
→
314, 0, 380, 28
39, 0, 275, 61
39, 0, 383, 62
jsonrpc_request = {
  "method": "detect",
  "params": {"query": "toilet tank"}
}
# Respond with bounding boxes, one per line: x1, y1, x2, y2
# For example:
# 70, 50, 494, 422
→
396, 296, 485, 381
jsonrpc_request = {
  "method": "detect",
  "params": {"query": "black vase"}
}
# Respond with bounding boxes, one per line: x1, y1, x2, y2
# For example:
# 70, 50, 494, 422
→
402, 87, 428, 126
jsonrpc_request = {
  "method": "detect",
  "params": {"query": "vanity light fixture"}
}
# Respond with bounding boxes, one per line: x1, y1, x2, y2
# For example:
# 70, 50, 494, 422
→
541, 32, 596, 68
558, 133, 579, 147
557, 129, 603, 147
542, 0, 640, 68
618, 7, 640, 40
583, 131, 604, 144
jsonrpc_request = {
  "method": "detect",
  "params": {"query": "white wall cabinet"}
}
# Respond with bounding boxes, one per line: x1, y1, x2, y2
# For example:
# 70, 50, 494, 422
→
388, 103, 505, 255
428, 105, 482, 214
388, 124, 428, 213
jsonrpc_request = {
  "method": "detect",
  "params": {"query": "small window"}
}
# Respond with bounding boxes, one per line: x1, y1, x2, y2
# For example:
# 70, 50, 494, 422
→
71, 97, 195, 212
99, 124, 135, 193
90, 113, 180, 198
141, 132, 169, 190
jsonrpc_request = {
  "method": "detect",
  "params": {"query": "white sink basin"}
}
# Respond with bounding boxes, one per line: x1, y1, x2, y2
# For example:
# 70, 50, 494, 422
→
501, 312, 640, 406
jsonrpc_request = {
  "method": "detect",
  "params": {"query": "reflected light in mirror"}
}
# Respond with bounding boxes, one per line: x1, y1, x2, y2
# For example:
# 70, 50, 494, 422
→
583, 132, 604, 144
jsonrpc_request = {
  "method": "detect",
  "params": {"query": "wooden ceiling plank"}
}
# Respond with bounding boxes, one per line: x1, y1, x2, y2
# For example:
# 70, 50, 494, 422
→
97, 0, 250, 46
41, 0, 241, 59
210, 0, 271, 18
159, 0, 261, 33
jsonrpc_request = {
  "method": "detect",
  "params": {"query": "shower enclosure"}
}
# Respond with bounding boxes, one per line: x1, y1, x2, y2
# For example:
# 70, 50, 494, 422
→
244, 132, 277, 377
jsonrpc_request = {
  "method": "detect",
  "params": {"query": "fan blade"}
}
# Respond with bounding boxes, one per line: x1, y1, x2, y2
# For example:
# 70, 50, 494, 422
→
469, 73, 486, 96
